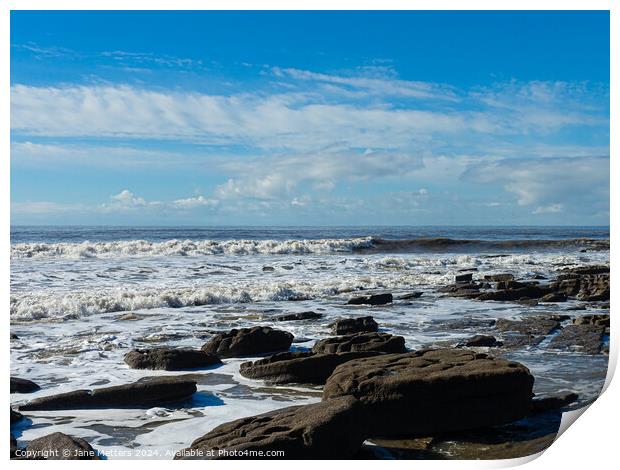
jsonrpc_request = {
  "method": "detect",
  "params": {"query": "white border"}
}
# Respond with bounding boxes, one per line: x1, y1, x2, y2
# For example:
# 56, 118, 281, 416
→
2, 2, 615, 469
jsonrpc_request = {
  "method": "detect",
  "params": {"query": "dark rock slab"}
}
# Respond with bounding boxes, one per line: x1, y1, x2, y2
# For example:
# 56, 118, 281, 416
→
455, 273, 473, 283
477, 285, 551, 302
239, 351, 380, 385
202, 327, 293, 358
539, 292, 567, 303
458, 335, 502, 347
25, 432, 100, 460
274, 311, 323, 322
323, 349, 534, 437
19, 377, 197, 411
548, 324, 607, 354
175, 396, 367, 459
347, 293, 393, 305
124, 348, 222, 371
397, 292, 423, 300
484, 274, 514, 282
531, 392, 579, 413
11, 377, 40, 394
330, 316, 378, 335
312, 332, 406, 354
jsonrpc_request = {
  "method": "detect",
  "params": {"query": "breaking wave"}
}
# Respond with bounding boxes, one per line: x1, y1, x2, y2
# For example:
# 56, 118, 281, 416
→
10, 237, 608, 259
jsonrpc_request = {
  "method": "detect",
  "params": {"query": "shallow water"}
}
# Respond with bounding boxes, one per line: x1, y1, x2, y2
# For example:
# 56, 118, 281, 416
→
10, 226, 610, 459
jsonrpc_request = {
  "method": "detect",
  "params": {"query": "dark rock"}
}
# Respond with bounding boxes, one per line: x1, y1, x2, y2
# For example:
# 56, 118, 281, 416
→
202, 327, 293, 358
531, 392, 579, 413
477, 285, 551, 302
330, 316, 378, 335
19, 377, 197, 411
10, 333, 18, 340
323, 349, 534, 437
484, 274, 514, 282
25, 432, 100, 460
539, 292, 567, 303
550, 267, 609, 302
548, 314, 571, 322
458, 267, 478, 272
459, 335, 501, 347
496, 317, 561, 348
11, 435, 18, 459
262, 266, 275, 272
517, 298, 539, 307
239, 351, 379, 385
347, 293, 393, 305
274, 311, 323, 322
397, 292, 423, 300
573, 314, 609, 327
548, 324, 606, 354
11, 377, 40, 394
11, 408, 23, 424
562, 265, 609, 275
455, 273, 473, 283
312, 332, 406, 354
124, 348, 222, 371
175, 396, 367, 459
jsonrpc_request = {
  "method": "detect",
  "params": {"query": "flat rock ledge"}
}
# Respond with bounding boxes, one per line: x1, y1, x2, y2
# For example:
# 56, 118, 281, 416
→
323, 348, 534, 437
239, 351, 380, 385
124, 348, 222, 371
175, 396, 367, 459
312, 332, 406, 354
19, 377, 197, 411
202, 326, 293, 358
347, 293, 393, 305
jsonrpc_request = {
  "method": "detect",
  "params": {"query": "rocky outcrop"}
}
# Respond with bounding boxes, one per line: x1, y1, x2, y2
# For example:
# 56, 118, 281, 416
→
495, 317, 561, 348
25, 432, 100, 460
274, 311, 322, 321
531, 392, 579, 413
124, 348, 222, 371
539, 292, 567, 303
19, 377, 197, 411
239, 351, 379, 385
573, 314, 609, 327
11, 408, 23, 424
323, 349, 534, 437
312, 332, 406, 354
484, 274, 514, 282
202, 327, 293, 358
477, 285, 551, 302
175, 396, 367, 459
10, 377, 40, 394
549, 265, 610, 301
330, 316, 378, 335
347, 293, 393, 305
548, 324, 607, 354
455, 273, 473, 283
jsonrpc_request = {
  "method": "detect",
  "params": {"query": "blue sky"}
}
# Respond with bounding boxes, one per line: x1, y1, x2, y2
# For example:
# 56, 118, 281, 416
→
10, 11, 610, 225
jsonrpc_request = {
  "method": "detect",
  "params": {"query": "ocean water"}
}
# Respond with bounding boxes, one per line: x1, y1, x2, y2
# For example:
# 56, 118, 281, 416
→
10, 226, 610, 459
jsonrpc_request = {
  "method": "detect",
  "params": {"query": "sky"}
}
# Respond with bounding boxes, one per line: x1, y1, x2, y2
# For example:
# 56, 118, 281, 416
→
10, 11, 610, 226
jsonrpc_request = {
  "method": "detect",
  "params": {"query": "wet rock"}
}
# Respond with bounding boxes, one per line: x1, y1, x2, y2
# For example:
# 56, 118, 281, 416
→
274, 311, 322, 321
330, 316, 378, 335
550, 266, 610, 301
573, 314, 609, 327
562, 265, 609, 275
10, 333, 18, 340
19, 377, 197, 411
11, 435, 18, 459
202, 327, 294, 358
116, 312, 140, 321
323, 349, 534, 437
531, 392, 579, 413
124, 348, 222, 371
262, 266, 275, 272
484, 274, 514, 282
11, 408, 23, 424
313, 332, 406, 354
539, 292, 567, 303
496, 317, 561, 348
458, 335, 501, 347
347, 293, 393, 305
477, 285, 551, 302
10, 377, 40, 394
239, 351, 379, 385
517, 298, 539, 307
25, 432, 100, 460
455, 273, 473, 283
175, 396, 367, 459
548, 324, 607, 354
397, 291, 423, 300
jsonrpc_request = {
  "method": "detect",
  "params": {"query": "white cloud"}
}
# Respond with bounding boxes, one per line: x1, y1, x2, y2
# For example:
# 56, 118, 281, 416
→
172, 195, 219, 208
533, 203, 564, 215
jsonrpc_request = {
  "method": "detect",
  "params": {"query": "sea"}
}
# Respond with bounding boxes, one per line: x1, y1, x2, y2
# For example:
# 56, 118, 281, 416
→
10, 226, 611, 459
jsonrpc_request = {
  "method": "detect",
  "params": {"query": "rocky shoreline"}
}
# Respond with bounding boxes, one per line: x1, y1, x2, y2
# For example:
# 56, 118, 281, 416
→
10, 263, 609, 460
